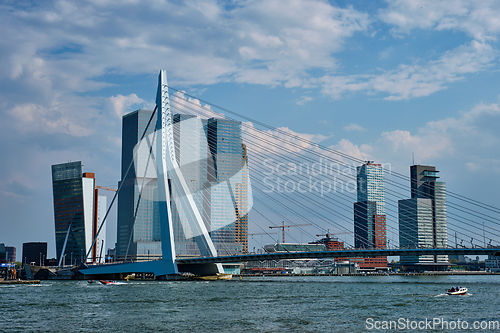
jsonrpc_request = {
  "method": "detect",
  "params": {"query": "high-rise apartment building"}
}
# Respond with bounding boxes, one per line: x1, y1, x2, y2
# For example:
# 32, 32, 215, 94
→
398, 165, 448, 268
52, 162, 107, 265
353, 162, 387, 269
116, 110, 250, 259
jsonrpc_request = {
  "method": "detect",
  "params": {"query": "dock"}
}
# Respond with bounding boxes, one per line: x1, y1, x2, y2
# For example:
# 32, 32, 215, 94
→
0, 279, 40, 285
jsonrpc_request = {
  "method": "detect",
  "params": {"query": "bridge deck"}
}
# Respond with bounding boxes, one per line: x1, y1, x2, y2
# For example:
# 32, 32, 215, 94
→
176, 248, 500, 264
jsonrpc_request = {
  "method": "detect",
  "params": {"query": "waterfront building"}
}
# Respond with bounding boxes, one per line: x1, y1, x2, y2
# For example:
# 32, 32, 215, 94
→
116, 109, 161, 261
0, 244, 6, 263
207, 118, 249, 255
52, 162, 107, 265
486, 254, 500, 272
353, 162, 387, 269
6, 246, 16, 263
116, 110, 250, 259
398, 198, 434, 265
22, 242, 47, 266
398, 165, 448, 270
171, 114, 210, 256
411, 165, 448, 262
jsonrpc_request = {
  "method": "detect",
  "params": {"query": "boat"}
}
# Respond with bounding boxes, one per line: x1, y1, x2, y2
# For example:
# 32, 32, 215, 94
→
99, 280, 118, 285
192, 273, 233, 281
87, 280, 96, 284
447, 287, 468, 295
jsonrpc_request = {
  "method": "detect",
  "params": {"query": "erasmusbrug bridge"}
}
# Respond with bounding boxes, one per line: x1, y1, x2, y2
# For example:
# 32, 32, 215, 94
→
80, 70, 500, 278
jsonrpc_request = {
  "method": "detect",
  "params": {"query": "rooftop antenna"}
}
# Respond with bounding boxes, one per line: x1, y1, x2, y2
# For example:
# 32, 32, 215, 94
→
412, 152, 414, 165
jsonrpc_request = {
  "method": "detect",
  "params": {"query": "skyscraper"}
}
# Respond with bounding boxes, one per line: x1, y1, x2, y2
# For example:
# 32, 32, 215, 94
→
116, 109, 161, 261
398, 165, 448, 268
207, 118, 249, 255
399, 198, 434, 263
354, 162, 386, 249
116, 110, 250, 259
52, 162, 107, 265
171, 114, 211, 256
353, 162, 387, 269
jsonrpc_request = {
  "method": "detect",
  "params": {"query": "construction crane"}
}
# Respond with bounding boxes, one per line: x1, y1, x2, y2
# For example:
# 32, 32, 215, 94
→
249, 232, 277, 237
96, 185, 117, 192
269, 221, 311, 244
316, 229, 352, 240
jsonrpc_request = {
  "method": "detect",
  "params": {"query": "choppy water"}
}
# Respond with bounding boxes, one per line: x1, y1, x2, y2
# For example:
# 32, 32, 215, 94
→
1, 275, 500, 332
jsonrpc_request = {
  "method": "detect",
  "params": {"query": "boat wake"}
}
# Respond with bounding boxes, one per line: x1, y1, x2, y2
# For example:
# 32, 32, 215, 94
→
435, 293, 473, 297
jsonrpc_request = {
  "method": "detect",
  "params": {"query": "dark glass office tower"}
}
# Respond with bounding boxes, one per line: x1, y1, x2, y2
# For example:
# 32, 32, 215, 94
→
52, 161, 86, 265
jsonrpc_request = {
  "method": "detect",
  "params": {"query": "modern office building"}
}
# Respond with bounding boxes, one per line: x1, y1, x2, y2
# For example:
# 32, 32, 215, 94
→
353, 162, 387, 269
207, 118, 249, 255
398, 165, 448, 270
22, 242, 47, 266
116, 109, 161, 261
0, 244, 6, 263
116, 110, 250, 259
235, 144, 249, 253
52, 162, 107, 265
171, 114, 211, 256
398, 198, 434, 264
6, 246, 16, 263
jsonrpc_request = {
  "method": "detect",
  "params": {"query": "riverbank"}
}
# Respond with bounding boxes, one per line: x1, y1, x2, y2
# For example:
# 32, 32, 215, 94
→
238, 271, 500, 277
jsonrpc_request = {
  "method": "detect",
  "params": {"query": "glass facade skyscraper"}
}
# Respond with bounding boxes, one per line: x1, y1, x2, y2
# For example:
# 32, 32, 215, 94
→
171, 114, 211, 256
52, 162, 87, 265
116, 110, 250, 259
207, 118, 249, 255
52, 162, 107, 265
398, 165, 448, 266
353, 162, 387, 269
354, 163, 386, 249
399, 198, 435, 263
116, 109, 161, 261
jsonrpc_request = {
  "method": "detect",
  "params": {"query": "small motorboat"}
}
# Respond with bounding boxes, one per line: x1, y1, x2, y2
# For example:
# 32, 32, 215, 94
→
447, 287, 468, 295
87, 280, 95, 284
99, 280, 118, 285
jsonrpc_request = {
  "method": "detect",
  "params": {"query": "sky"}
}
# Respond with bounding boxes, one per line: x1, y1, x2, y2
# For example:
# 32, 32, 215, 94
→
1, 0, 500, 261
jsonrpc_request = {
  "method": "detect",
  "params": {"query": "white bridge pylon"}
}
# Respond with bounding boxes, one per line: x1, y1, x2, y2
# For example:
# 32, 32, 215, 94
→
156, 70, 223, 274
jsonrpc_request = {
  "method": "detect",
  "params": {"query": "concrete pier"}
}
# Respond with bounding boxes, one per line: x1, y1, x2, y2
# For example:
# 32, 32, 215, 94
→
0, 279, 40, 285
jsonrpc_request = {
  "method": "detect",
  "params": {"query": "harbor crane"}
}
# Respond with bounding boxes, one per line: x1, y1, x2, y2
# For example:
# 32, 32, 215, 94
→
269, 221, 311, 244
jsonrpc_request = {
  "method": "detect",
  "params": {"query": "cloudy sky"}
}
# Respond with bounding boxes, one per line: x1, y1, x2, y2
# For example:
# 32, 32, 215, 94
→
1, 0, 500, 260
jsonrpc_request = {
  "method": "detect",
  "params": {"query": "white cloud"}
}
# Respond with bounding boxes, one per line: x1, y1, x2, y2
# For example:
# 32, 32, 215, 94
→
343, 123, 367, 132
170, 91, 226, 119
107, 93, 146, 118
374, 102, 500, 171
296, 96, 313, 105
379, 0, 500, 41
319, 40, 496, 100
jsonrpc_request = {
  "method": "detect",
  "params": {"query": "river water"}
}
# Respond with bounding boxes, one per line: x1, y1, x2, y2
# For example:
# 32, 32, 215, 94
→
1, 275, 500, 332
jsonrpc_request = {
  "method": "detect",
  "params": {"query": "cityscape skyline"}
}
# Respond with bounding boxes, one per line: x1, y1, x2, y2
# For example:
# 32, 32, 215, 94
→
1, 1, 500, 260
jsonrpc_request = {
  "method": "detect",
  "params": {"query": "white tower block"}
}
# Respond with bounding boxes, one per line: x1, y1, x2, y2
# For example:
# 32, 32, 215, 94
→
156, 70, 222, 273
